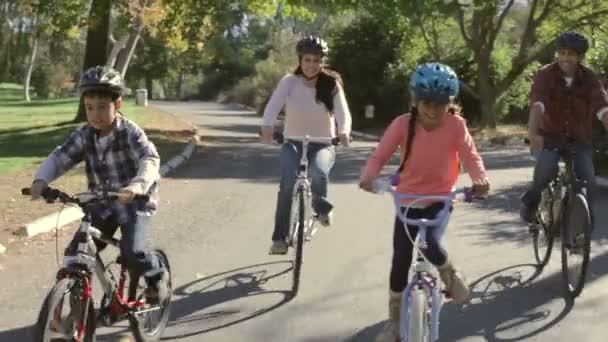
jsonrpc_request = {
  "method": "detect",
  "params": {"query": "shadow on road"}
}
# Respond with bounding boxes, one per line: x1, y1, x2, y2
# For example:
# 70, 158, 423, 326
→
160, 261, 295, 340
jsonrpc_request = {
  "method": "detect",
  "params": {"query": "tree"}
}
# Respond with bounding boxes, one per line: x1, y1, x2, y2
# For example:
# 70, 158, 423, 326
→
74, 0, 113, 122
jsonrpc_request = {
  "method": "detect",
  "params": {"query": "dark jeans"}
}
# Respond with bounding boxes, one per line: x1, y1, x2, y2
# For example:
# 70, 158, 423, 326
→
66, 211, 162, 283
390, 203, 449, 292
521, 144, 595, 221
272, 140, 336, 241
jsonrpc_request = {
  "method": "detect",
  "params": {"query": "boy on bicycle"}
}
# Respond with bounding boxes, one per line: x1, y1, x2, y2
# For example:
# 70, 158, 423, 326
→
28, 65, 168, 303
521, 31, 608, 224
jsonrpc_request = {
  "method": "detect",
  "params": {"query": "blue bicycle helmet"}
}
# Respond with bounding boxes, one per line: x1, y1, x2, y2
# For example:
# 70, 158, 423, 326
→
557, 31, 589, 55
409, 62, 459, 104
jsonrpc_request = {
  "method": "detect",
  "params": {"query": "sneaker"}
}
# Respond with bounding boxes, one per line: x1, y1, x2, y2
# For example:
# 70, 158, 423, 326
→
318, 212, 333, 227
438, 261, 470, 304
519, 202, 537, 224
269, 241, 288, 255
145, 270, 169, 305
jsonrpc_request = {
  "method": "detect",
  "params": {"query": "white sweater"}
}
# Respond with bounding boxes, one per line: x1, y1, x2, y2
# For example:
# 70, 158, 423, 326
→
262, 74, 352, 142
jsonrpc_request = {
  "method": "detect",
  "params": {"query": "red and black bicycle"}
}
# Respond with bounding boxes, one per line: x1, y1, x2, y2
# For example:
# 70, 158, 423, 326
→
22, 187, 172, 342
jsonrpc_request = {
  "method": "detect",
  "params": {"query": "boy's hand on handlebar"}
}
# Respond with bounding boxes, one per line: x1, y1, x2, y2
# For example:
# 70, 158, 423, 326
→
30, 179, 48, 200
117, 187, 136, 204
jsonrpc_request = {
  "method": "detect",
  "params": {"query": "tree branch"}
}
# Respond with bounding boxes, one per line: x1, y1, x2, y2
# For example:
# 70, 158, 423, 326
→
453, 0, 472, 48
413, 1, 441, 60
488, 0, 515, 51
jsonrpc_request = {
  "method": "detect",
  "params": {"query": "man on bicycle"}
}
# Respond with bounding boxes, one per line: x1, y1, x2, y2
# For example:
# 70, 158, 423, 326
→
521, 31, 608, 224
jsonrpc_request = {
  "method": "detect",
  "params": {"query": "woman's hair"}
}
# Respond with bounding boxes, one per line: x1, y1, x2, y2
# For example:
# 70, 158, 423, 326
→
294, 62, 342, 113
397, 101, 461, 172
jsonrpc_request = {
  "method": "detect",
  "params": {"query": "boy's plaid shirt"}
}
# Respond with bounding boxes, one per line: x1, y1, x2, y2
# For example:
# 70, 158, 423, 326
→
51, 115, 160, 223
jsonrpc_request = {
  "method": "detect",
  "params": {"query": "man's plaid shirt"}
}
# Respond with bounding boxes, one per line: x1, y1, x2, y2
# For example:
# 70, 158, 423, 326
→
35, 114, 160, 223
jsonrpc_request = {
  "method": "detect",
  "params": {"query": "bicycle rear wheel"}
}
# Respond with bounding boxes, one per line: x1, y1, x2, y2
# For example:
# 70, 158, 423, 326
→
291, 189, 306, 297
533, 190, 555, 267
406, 288, 429, 342
130, 250, 173, 342
561, 193, 591, 299
33, 276, 96, 342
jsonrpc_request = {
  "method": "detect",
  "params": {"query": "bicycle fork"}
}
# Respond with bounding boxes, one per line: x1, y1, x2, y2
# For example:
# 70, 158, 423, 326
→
400, 271, 443, 341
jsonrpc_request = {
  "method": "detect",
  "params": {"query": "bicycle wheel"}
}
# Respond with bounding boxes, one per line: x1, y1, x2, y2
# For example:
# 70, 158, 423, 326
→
130, 250, 173, 342
33, 276, 96, 342
561, 193, 591, 299
406, 288, 429, 342
291, 189, 306, 297
533, 190, 555, 267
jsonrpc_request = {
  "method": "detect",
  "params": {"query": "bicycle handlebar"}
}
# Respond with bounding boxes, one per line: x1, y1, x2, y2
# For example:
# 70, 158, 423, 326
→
21, 187, 150, 207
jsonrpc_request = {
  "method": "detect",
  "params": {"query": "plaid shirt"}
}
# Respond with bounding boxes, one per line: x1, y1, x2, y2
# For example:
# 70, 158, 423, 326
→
36, 114, 160, 223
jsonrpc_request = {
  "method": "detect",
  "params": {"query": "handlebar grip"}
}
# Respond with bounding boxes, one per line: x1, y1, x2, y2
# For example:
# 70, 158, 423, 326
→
524, 138, 530, 145
21, 188, 31, 196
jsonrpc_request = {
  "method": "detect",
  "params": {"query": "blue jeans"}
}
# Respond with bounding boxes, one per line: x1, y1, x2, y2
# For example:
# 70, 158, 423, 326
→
272, 140, 336, 241
521, 145, 596, 213
66, 211, 162, 282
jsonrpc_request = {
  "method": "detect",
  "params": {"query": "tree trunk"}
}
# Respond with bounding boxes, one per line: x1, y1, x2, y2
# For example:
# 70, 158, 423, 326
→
114, 28, 141, 78
176, 70, 184, 100
24, 34, 39, 102
74, 0, 112, 122
145, 75, 153, 100
106, 34, 128, 67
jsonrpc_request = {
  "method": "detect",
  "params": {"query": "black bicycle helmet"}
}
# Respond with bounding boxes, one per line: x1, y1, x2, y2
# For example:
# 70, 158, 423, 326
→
79, 65, 124, 97
296, 36, 328, 57
556, 31, 589, 55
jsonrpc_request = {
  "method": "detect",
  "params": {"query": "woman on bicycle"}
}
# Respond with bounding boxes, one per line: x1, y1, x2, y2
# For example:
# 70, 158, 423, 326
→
260, 35, 352, 255
359, 62, 490, 342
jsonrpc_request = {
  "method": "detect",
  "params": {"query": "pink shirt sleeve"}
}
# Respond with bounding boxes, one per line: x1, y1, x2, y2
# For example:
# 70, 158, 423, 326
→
360, 115, 406, 181
455, 117, 488, 183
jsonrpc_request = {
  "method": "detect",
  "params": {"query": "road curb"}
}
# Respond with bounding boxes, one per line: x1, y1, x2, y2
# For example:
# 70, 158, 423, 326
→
14, 134, 200, 239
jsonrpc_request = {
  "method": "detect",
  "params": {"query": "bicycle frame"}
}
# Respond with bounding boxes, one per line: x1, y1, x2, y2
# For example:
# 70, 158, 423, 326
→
374, 179, 467, 341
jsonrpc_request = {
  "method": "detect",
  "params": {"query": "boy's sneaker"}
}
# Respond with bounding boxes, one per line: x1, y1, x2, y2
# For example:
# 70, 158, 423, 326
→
269, 241, 288, 255
318, 212, 333, 227
145, 270, 169, 305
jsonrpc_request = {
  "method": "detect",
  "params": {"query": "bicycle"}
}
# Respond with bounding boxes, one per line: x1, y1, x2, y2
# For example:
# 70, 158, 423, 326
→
22, 186, 172, 342
527, 142, 592, 299
372, 177, 474, 342
272, 132, 341, 296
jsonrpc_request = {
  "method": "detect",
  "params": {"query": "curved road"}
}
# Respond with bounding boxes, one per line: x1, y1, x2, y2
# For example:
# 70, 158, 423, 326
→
1, 101, 608, 341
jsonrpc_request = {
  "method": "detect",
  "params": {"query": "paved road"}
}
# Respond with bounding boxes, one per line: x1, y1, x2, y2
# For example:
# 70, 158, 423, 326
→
1, 101, 608, 341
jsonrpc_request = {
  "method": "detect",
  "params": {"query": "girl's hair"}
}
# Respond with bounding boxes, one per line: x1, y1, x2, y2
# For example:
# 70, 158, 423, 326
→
294, 62, 342, 113
397, 101, 461, 172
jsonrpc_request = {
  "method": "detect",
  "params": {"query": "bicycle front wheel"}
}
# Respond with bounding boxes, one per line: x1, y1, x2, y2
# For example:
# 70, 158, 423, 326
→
130, 249, 173, 342
561, 193, 591, 299
33, 276, 96, 342
406, 288, 429, 342
533, 190, 555, 267
291, 189, 306, 297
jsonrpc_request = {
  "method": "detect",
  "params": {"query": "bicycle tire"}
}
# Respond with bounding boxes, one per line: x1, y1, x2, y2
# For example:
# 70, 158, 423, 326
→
33, 276, 96, 342
533, 190, 555, 267
561, 193, 591, 299
130, 249, 173, 342
291, 189, 305, 297
406, 288, 428, 342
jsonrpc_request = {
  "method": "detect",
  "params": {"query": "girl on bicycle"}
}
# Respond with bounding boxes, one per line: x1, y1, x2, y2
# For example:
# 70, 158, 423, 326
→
359, 62, 490, 342
260, 35, 352, 255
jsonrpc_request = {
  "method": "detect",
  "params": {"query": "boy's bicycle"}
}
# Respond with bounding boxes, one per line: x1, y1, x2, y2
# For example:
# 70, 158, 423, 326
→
22, 187, 172, 342
528, 141, 592, 299
272, 132, 341, 296
372, 178, 474, 342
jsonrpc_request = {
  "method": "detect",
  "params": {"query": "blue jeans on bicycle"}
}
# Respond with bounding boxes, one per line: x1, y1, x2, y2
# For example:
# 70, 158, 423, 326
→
65, 209, 163, 284
520, 144, 595, 223
272, 140, 335, 242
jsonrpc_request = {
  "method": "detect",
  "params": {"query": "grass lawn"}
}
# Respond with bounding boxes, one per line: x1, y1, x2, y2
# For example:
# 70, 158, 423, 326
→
0, 84, 197, 245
